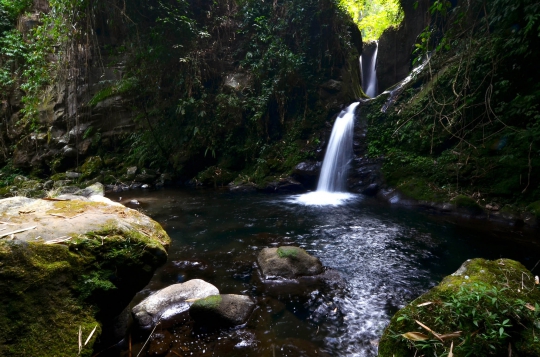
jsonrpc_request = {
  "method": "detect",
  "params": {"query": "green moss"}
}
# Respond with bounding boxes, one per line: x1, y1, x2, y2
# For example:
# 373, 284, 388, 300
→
277, 246, 302, 259
50, 173, 66, 181
80, 156, 103, 180
0, 204, 170, 356
192, 295, 222, 310
451, 195, 483, 214
0, 242, 99, 357
395, 177, 446, 202
379, 258, 540, 357
526, 200, 540, 219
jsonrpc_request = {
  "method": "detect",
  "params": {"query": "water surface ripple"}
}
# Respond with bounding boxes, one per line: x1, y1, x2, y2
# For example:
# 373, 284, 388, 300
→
108, 189, 539, 357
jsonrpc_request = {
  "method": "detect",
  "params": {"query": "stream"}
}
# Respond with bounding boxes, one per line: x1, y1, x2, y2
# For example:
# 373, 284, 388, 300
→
105, 188, 539, 357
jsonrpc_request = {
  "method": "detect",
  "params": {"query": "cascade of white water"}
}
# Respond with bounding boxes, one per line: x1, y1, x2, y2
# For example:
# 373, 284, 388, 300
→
360, 41, 379, 98
316, 102, 360, 192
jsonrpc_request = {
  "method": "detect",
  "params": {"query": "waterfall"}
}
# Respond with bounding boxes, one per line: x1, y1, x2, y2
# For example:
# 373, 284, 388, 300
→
317, 102, 359, 192
360, 41, 378, 98
291, 102, 359, 206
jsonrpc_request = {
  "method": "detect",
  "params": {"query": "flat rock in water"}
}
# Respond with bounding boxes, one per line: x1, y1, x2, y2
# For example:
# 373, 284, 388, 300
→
257, 246, 323, 279
189, 294, 256, 328
132, 279, 219, 329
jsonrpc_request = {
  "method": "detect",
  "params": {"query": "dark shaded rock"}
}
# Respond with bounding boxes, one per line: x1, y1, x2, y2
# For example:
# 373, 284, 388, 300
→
292, 161, 321, 189
189, 294, 256, 328
362, 183, 379, 196
135, 173, 156, 184
377, 0, 431, 93
61, 145, 77, 158
321, 79, 342, 93
229, 182, 258, 193
263, 177, 305, 193
257, 246, 323, 279
132, 279, 219, 329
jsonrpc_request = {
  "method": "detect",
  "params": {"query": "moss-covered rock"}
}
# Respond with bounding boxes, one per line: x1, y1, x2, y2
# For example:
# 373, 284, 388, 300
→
81, 156, 103, 180
379, 258, 540, 357
526, 200, 540, 219
451, 195, 484, 215
0, 196, 171, 356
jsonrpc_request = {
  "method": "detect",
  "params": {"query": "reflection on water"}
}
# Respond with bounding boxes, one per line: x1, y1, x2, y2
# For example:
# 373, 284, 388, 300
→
106, 188, 539, 357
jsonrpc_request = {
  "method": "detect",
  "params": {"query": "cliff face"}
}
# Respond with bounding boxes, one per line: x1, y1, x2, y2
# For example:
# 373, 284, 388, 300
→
376, 0, 430, 93
1, 0, 362, 186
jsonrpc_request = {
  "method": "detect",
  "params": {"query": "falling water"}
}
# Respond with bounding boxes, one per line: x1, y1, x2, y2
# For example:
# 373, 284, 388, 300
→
360, 41, 379, 98
292, 102, 359, 205
317, 102, 359, 192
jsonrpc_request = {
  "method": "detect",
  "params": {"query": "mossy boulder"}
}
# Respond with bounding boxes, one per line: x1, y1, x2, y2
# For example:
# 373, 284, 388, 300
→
451, 195, 484, 215
81, 156, 103, 180
526, 200, 540, 219
379, 258, 540, 357
189, 294, 256, 328
0, 195, 171, 356
257, 246, 323, 279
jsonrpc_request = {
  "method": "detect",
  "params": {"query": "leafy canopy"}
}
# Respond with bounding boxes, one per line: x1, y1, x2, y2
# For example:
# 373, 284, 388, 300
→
339, 0, 403, 41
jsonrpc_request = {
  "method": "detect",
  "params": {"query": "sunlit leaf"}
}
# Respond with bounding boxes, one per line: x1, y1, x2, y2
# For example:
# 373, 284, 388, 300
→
401, 332, 429, 341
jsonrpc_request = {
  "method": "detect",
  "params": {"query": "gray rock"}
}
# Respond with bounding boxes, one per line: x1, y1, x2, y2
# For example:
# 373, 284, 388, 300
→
66, 172, 81, 179
76, 183, 105, 197
126, 166, 138, 179
257, 246, 323, 279
61, 145, 77, 158
321, 79, 342, 93
13, 176, 28, 186
53, 180, 72, 188
57, 186, 80, 195
132, 279, 219, 329
190, 294, 255, 328
43, 180, 54, 190
135, 173, 156, 183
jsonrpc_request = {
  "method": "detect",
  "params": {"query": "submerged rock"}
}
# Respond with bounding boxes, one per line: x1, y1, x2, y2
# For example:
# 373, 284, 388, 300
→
257, 246, 323, 279
379, 258, 540, 357
132, 279, 219, 329
189, 294, 256, 328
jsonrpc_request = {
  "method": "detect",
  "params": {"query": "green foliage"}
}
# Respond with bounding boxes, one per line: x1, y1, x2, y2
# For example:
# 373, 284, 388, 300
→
339, 0, 403, 40
380, 259, 540, 357
399, 282, 538, 356
366, 0, 540, 208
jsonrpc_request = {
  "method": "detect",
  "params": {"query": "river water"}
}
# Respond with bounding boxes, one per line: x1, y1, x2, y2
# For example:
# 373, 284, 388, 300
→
106, 188, 539, 357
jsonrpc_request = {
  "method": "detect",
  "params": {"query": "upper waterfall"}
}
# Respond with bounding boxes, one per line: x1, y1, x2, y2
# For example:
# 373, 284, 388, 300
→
360, 41, 379, 98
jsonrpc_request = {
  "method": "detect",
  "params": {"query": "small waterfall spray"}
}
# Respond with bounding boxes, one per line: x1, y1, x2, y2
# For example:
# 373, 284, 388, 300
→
292, 102, 359, 205
360, 41, 379, 98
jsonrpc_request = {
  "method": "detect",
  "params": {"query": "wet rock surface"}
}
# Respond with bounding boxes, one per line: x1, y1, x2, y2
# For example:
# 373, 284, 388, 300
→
190, 294, 256, 328
132, 279, 219, 329
257, 246, 323, 279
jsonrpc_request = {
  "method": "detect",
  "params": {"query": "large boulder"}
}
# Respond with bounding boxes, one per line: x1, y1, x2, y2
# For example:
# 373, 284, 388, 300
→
379, 258, 540, 357
0, 195, 170, 356
189, 294, 256, 328
257, 246, 323, 279
132, 279, 219, 329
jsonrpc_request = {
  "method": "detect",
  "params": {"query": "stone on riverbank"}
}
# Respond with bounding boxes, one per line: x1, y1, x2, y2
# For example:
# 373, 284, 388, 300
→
132, 279, 219, 329
189, 294, 256, 328
378, 258, 540, 357
0, 195, 170, 357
